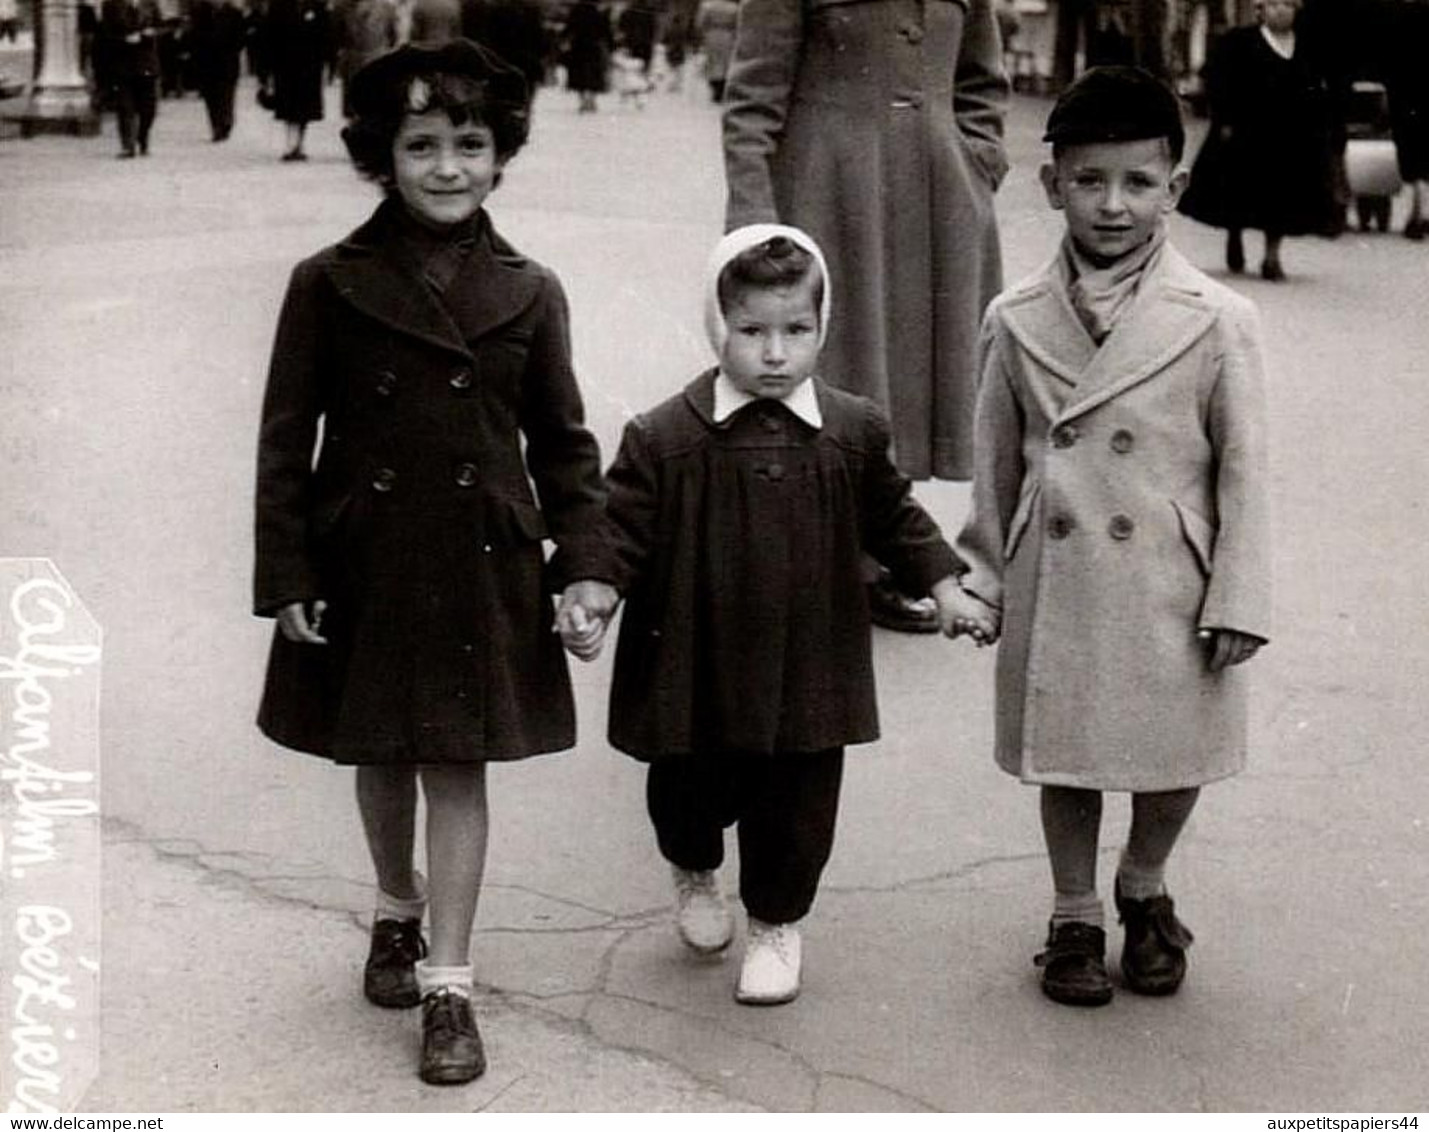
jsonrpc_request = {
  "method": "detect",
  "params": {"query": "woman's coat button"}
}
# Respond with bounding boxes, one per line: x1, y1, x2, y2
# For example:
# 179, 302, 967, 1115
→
1108, 514, 1135, 540
1051, 423, 1079, 449
371, 467, 397, 492
1110, 429, 1135, 454
375, 370, 398, 396
454, 463, 479, 487
450, 368, 473, 390
1047, 514, 1075, 539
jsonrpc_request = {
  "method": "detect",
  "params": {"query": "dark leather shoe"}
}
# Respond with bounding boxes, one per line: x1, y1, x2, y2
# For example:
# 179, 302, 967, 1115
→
1115, 880, 1194, 996
364, 917, 427, 1009
1406, 218, 1427, 241
1035, 921, 1113, 1006
1260, 259, 1286, 282
420, 989, 486, 1085
867, 578, 939, 634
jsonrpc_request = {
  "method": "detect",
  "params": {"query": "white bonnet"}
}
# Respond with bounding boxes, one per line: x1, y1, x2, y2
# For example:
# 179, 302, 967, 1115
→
703, 224, 832, 357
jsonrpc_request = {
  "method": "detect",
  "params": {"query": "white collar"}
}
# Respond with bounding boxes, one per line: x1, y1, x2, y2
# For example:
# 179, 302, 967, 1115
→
712, 372, 823, 429
1260, 23, 1295, 59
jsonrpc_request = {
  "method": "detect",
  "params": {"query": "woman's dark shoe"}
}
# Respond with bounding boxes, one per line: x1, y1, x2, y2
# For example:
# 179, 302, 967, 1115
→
420, 989, 486, 1085
363, 917, 427, 1008
1260, 259, 1285, 282
1034, 921, 1113, 1006
867, 577, 939, 633
1405, 217, 1427, 241
1115, 880, 1194, 996
1225, 232, 1245, 275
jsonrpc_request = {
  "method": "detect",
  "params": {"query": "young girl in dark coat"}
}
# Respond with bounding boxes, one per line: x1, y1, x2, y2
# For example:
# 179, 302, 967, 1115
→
253, 39, 610, 1085
559, 226, 969, 1006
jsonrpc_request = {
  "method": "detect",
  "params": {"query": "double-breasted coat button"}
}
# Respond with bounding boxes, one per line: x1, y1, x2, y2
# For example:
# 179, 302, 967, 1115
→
764, 463, 785, 481
1051, 423, 1079, 449
1110, 429, 1135, 454
454, 463, 479, 488
1047, 514, 1075, 539
449, 368, 472, 390
375, 370, 398, 396
1108, 514, 1135, 540
900, 23, 924, 42
371, 467, 397, 492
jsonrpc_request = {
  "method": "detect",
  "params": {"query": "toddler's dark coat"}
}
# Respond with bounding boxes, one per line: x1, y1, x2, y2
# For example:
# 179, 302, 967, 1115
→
602, 369, 959, 759
254, 199, 607, 764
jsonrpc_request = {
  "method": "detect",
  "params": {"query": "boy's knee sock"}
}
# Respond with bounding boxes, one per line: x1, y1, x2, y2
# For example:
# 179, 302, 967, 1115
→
376, 870, 427, 922
1052, 889, 1104, 929
415, 960, 474, 1000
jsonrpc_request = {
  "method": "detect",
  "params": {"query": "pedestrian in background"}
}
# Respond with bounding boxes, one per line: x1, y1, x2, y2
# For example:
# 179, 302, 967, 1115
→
96, 0, 163, 157
1178, 0, 1342, 279
461, 0, 549, 98
336, 0, 397, 115
693, 0, 734, 103
561, 226, 966, 1007
721, 0, 1009, 633
561, 0, 611, 112
1385, 0, 1429, 239
950, 67, 1272, 1008
189, 0, 246, 140
409, 0, 462, 42
261, 0, 332, 159
253, 39, 610, 1085
0, 0, 19, 44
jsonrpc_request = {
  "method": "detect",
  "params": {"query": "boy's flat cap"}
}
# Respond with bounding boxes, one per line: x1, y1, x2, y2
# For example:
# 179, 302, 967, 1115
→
347, 38, 529, 118
1043, 65, 1184, 156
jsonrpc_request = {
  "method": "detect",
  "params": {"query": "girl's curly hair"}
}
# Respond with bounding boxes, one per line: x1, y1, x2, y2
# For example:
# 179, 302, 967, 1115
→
341, 68, 530, 187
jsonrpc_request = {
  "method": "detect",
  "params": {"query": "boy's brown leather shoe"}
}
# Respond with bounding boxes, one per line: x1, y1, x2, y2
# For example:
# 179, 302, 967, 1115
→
1035, 921, 1114, 1006
420, 989, 486, 1085
1115, 881, 1194, 996
363, 917, 427, 1009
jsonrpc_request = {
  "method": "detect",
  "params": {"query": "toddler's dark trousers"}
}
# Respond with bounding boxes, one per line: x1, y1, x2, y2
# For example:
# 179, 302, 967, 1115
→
646, 748, 844, 925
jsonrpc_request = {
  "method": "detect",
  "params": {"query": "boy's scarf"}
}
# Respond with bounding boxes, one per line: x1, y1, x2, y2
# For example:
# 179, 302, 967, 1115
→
1063, 225, 1168, 344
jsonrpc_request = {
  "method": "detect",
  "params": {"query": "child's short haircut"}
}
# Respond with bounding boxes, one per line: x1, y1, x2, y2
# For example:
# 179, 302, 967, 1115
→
1043, 65, 1185, 164
342, 39, 530, 184
717, 235, 825, 315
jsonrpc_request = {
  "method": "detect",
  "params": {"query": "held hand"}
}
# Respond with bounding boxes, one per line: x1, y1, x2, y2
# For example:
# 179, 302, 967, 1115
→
931, 577, 1001, 646
1201, 628, 1263, 672
555, 580, 619, 662
278, 600, 328, 645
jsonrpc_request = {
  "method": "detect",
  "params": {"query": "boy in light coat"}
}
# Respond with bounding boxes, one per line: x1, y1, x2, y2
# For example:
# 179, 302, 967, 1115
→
948, 66, 1272, 1006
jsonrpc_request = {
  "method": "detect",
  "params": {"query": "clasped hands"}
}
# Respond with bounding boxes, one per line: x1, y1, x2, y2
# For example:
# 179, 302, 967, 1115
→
555, 579, 621, 661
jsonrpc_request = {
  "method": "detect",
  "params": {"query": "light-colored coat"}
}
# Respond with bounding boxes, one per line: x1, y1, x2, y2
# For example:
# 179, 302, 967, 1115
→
721, 0, 1009, 481
956, 244, 1272, 792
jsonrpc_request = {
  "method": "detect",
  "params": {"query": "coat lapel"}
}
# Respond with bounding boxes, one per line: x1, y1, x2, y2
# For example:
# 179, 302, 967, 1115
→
998, 262, 1098, 392
323, 203, 540, 358
1055, 245, 1217, 422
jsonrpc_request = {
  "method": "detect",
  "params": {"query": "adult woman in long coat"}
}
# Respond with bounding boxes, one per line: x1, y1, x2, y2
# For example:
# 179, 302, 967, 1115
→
694, 0, 735, 102
263, 0, 331, 159
562, 0, 611, 111
721, 0, 1009, 629
1178, 0, 1341, 278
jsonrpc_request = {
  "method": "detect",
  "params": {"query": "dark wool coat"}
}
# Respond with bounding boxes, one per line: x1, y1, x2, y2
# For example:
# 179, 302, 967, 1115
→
254, 201, 607, 765
956, 246, 1272, 792
722, 0, 1010, 481
602, 371, 960, 760
1179, 25, 1341, 236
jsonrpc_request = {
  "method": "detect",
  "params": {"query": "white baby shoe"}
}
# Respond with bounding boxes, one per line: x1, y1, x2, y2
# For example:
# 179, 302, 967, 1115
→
672, 866, 734, 955
735, 918, 802, 1005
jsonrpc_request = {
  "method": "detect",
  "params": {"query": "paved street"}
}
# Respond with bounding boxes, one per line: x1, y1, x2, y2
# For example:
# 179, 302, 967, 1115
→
3, 71, 1429, 1112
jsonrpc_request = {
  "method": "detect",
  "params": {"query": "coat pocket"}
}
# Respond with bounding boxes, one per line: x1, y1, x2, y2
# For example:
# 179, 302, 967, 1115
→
1003, 479, 1040, 562
1171, 500, 1216, 578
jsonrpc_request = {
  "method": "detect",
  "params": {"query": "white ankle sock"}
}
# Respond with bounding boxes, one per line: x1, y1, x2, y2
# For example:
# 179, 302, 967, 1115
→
416, 960, 474, 999
1116, 855, 1167, 901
